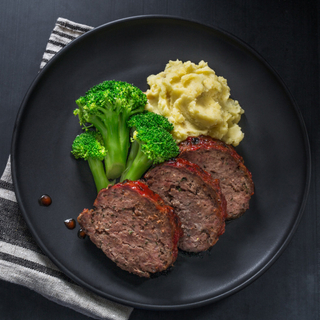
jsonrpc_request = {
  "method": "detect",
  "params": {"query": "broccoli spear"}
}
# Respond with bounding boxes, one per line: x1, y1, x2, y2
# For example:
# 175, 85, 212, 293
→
124, 111, 175, 170
125, 111, 175, 132
73, 80, 147, 179
71, 131, 110, 192
120, 112, 179, 182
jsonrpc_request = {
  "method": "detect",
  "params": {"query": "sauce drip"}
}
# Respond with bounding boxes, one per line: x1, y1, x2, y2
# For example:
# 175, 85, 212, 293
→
38, 194, 52, 206
64, 218, 76, 230
78, 228, 86, 239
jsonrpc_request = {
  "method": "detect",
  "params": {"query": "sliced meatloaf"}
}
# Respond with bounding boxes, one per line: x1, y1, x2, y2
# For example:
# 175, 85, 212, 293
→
77, 180, 182, 278
178, 135, 254, 220
144, 158, 227, 253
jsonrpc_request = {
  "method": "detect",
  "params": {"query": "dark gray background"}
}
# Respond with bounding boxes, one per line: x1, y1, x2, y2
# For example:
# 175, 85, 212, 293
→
0, 0, 318, 319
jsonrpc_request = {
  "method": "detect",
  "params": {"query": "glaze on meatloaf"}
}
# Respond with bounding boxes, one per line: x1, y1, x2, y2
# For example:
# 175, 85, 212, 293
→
144, 158, 227, 253
77, 180, 182, 278
178, 135, 254, 220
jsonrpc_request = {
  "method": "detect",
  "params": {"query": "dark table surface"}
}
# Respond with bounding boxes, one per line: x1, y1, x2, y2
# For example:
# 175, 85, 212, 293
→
0, 1, 318, 319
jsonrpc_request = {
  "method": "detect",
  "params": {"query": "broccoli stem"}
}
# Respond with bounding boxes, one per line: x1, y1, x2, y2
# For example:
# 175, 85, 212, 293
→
88, 157, 110, 192
87, 111, 129, 179
120, 144, 153, 182
102, 112, 130, 179
125, 138, 140, 170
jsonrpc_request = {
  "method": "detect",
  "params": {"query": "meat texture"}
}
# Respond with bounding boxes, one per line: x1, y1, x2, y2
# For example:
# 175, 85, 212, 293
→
144, 158, 227, 253
178, 136, 254, 220
77, 180, 182, 278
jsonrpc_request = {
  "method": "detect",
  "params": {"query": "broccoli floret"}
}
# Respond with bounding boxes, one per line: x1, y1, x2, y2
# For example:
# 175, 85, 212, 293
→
74, 80, 147, 179
124, 111, 175, 171
71, 131, 110, 192
120, 112, 179, 182
127, 111, 174, 132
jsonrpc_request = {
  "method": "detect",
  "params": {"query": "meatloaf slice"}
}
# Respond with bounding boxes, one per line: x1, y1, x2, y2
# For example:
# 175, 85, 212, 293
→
178, 135, 254, 220
77, 180, 182, 278
144, 158, 227, 253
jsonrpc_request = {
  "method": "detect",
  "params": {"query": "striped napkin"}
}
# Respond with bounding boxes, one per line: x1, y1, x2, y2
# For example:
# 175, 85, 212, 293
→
0, 18, 133, 320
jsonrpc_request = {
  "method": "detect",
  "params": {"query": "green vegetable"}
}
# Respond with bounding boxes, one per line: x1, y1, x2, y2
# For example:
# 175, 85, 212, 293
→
74, 80, 147, 179
120, 112, 179, 181
124, 111, 175, 171
126, 111, 174, 132
71, 131, 110, 192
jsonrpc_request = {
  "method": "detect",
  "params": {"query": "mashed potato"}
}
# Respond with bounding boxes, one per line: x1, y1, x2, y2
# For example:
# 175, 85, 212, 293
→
145, 60, 244, 146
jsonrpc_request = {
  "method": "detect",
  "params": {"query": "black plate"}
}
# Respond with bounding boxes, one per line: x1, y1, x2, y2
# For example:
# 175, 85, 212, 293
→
11, 16, 311, 310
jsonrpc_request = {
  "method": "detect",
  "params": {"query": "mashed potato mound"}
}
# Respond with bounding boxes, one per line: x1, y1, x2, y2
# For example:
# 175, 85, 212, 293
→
145, 60, 244, 146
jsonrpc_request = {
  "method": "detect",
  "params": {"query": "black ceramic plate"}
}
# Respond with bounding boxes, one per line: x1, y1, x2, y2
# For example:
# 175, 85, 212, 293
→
12, 16, 310, 310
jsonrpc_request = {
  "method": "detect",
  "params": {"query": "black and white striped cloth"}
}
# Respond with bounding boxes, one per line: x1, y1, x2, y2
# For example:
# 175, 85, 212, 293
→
0, 18, 133, 320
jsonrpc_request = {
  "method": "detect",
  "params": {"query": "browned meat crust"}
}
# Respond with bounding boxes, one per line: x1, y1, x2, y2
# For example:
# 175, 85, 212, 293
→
178, 136, 254, 220
77, 180, 182, 278
144, 158, 227, 253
